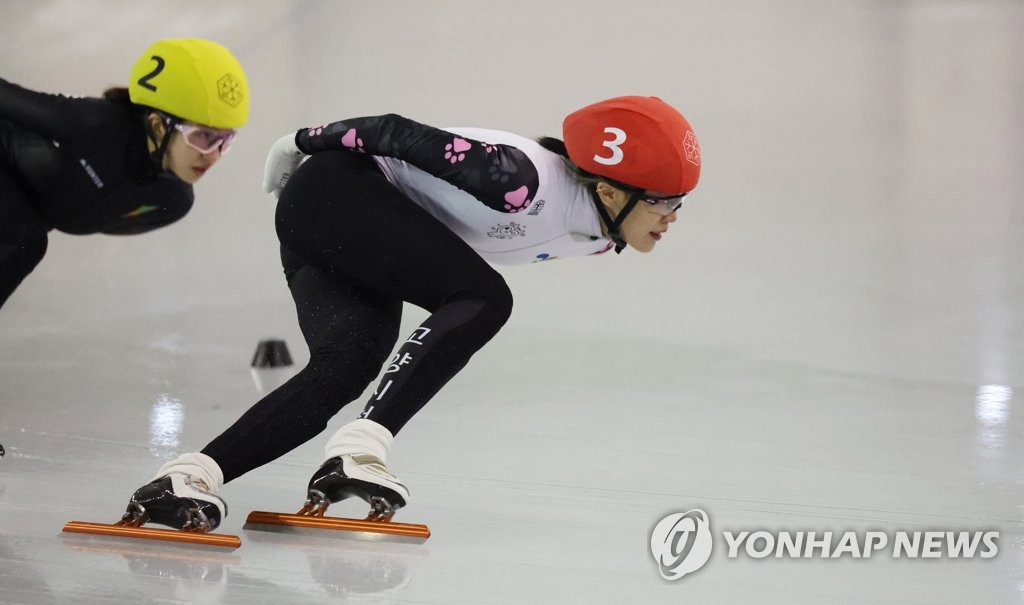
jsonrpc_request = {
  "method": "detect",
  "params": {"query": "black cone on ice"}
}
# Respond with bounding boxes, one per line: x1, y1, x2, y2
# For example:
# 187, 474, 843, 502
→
251, 339, 296, 393
251, 339, 293, 368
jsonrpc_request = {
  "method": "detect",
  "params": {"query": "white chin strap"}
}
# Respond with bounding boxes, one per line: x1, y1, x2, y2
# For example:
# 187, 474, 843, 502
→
323, 418, 394, 464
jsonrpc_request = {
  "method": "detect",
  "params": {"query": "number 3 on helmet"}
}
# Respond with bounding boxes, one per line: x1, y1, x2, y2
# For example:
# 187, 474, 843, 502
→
128, 38, 250, 129
562, 96, 701, 196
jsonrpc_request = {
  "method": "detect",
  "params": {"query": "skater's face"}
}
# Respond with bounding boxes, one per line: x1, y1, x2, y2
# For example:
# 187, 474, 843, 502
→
595, 182, 680, 253
147, 114, 229, 184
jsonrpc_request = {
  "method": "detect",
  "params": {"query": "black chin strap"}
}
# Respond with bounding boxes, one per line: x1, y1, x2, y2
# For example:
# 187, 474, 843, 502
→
144, 114, 177, 175
590, 188, 643, 254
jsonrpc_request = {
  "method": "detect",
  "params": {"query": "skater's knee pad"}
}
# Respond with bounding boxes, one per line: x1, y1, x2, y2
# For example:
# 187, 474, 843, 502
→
483, 277, 514, 330
452, 277, 514, 339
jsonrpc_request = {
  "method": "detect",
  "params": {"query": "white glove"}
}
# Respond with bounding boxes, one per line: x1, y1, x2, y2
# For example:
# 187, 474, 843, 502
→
262, 132, 307, 197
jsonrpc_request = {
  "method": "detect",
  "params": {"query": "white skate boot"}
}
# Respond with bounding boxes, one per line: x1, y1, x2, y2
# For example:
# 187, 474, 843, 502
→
122, 452, 227, 532
304, 419, 409, 521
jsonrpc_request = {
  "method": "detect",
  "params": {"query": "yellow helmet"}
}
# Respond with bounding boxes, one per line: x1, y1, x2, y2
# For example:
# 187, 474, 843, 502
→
128, 38, 249, 129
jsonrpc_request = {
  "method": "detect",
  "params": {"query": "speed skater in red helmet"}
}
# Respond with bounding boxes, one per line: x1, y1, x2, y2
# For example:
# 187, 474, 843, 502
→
122, 95, 702, 533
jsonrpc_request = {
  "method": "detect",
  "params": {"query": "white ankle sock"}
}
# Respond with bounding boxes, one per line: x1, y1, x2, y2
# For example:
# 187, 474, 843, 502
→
323, 419, 394, 464
152, 452, 224, 494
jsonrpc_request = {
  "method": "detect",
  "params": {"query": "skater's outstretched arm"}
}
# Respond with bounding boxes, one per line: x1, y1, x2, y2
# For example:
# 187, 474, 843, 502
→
264, 114, 540, 214
0, 77, 92, 140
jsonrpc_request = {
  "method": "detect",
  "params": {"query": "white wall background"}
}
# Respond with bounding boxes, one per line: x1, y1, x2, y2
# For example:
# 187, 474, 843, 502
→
3, 0, 1021, 388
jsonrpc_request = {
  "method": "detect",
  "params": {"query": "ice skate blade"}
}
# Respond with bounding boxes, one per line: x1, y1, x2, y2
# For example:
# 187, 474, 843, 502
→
243, 511, 430, 544
62, 521, 240, 549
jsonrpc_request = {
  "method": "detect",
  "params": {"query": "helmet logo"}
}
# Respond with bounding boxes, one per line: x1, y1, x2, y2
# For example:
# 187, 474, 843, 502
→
217, 74, 244, 107
593, 127, 627, 166
683, 131, 701, 166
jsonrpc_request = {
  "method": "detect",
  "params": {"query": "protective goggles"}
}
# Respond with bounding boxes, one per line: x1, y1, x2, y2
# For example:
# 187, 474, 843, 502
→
639, 192, 686, 216
607, 179, 686, 216
172, 122, 237, 155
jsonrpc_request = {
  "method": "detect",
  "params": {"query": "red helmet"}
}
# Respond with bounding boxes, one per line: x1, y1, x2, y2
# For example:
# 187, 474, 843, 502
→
562, 96, 701, 195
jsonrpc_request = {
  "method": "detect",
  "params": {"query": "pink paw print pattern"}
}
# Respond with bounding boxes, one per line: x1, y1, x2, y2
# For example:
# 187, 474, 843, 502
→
482, 143, 497, 154
307, 125, 325, 137
444, 137, 472, 163
503, 186, 532, 213
341, 128, 365, 152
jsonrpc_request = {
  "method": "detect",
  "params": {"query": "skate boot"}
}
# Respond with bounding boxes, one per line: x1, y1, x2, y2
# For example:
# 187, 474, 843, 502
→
121, 452, 227, 532
243, 420, 428, 541
302, 419, 409, 522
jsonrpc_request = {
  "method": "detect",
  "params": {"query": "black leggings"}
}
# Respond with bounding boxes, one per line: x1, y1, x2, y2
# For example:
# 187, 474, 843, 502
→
203, 152, 513, 483
0, 162, 48, 308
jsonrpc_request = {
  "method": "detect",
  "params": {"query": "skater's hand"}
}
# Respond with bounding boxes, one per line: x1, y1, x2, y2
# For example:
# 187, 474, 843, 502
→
262, 132, 307, 197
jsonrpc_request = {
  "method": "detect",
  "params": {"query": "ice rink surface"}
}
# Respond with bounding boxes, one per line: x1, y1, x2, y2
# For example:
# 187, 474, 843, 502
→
1, 1, 1022, 603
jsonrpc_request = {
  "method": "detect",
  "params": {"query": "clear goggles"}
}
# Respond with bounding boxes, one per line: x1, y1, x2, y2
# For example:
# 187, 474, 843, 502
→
609, 179, 687, 216
171, 121, 237, 155
639, 191, 687, 216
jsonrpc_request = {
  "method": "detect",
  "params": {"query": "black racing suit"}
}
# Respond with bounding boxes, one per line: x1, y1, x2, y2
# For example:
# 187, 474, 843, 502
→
0, 77, 194, 307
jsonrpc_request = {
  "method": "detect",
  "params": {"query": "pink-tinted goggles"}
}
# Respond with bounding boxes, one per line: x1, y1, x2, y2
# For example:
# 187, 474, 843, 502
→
173, 122, 237, 155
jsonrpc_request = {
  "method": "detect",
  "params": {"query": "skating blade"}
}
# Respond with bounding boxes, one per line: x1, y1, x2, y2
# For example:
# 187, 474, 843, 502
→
62, 521, 241, 549
243, 511, 430, 544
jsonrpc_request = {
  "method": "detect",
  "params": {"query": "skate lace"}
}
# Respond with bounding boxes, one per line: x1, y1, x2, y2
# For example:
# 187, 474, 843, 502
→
351, 454, 398, 481
183, 475, 229, 516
